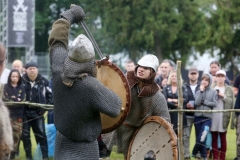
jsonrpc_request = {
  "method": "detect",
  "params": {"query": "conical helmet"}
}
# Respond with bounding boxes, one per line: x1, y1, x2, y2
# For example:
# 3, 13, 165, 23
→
68, 34, 95, 62
137, 54, 159, 72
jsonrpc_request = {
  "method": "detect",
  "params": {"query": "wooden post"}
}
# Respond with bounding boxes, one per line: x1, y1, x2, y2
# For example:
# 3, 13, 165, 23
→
176, 61, 184, 160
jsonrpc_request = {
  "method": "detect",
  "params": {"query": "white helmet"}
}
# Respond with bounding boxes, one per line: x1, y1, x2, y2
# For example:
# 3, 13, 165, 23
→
137, 54, 159, 72
68, 34, 95, 62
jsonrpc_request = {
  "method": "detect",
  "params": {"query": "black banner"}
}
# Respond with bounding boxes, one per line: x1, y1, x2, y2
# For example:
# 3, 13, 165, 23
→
8, 0, 34, 47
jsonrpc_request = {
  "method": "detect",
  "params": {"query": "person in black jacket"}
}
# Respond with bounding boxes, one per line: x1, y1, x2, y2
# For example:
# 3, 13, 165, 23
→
3, 69, 25, 159
21, 62, 53, 160
163, 70, 190, 159
184, 68, 201, 156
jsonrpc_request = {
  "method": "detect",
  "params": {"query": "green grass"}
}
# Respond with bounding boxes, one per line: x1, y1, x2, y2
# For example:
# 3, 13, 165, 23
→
16, 121, 237, 160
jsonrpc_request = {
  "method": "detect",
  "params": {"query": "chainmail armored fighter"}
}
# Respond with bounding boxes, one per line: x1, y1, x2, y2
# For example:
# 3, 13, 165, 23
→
48, 5, 122, 159
105, 55, 171, 159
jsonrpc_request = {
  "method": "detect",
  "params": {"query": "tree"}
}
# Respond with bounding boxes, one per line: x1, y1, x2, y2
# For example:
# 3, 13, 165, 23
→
35, 0, 81, 52
201, 0, 240, 75
79, 0, 208, 67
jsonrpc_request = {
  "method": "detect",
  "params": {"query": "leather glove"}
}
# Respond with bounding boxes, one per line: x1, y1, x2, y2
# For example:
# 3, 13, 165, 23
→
60, 4, 85, 24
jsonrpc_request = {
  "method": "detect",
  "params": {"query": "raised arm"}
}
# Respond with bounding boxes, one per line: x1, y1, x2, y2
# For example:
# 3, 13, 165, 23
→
48, 5, 85, 75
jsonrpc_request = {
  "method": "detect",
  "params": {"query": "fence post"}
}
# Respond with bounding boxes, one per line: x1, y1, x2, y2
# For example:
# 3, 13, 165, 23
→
177, 61, 184, 160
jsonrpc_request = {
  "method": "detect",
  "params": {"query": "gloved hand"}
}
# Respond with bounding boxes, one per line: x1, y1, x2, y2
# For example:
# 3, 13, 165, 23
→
60, 4, 85, 24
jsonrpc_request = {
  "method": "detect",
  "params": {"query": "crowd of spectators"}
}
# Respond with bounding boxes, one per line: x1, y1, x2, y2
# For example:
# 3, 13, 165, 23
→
0, 44, 53, 160
154, 59, 238, 160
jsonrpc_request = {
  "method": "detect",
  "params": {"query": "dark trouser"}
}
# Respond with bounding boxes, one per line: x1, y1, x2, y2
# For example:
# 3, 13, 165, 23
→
98, 135, 111, 158
192, 117, 211, 158
47, 111, 54, 124
22, 114, 48, 159
211, 131, 226, 160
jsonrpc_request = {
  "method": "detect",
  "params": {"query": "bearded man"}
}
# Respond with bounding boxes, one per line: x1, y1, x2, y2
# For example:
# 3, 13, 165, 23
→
48, 5, 121, 159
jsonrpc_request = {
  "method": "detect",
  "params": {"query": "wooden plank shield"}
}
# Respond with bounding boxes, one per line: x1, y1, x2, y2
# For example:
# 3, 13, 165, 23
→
127, 116, 178, 160
96, 60, 131, 134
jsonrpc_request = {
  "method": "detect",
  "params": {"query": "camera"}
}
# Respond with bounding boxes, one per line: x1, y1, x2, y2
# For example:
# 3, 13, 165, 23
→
216, 89, 219, 93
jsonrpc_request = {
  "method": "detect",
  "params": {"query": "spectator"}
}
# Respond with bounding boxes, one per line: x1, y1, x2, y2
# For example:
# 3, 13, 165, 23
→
12, 60, 24, 159
2, 69, 25, 159
124, 59, 135, 73
211, 70, 234, 160
22, 62, 53, 160
155, 60, 171, 89
209, 60, 230, 85
184, 68, 200, 156
163, 70, 190, 159
208, 60, 230, 157
107, 54, 170, 159
12, 59, 23, 75
192, 73, 217, 160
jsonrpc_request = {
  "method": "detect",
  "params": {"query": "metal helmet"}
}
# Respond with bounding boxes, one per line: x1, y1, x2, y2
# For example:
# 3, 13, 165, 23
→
137, 54, 159, 72
68, 34, 95, 63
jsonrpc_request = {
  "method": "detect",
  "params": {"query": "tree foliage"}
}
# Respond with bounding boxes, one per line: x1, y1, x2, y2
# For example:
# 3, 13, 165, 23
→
79, 0, 208, 66
35, 0, 240, 71
201, 0, 240, 73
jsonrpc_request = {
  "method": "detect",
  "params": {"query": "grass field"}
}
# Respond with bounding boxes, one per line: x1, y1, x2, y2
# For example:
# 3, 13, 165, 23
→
16, 125, 236, 160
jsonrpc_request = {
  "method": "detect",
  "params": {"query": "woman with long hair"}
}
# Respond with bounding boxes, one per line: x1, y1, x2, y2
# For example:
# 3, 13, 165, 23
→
211, 70, 234, 160
162, 70, 190, 159
2, 69, 25, 159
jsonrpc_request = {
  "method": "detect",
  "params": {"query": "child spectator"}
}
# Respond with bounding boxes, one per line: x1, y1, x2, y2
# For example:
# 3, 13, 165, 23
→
192, 73, 217, 160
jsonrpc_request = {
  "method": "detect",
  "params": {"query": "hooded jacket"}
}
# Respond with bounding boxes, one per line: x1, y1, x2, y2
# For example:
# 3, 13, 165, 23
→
194, 73, 218, 118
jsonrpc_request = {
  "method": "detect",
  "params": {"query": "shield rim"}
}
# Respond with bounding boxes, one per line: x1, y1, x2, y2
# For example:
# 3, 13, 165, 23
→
127, 116, 178, 160
96, 60, 131, 134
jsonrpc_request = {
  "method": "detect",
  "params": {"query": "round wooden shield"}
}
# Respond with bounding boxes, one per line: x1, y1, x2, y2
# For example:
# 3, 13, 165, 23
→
127, 116, 178, 160
96, 60, 131, 134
